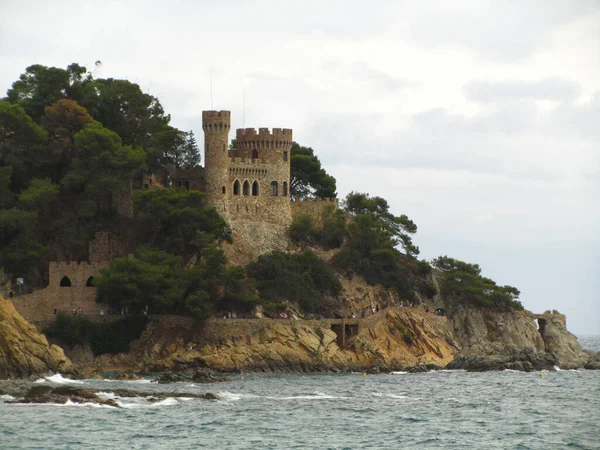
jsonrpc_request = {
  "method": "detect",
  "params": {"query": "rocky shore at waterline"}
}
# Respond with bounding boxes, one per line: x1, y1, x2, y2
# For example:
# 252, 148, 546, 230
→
0, 380, 223, 407
2, 294, 598, 379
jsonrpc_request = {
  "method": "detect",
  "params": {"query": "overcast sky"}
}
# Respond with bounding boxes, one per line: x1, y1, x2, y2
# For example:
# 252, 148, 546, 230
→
1, 0, 599, 334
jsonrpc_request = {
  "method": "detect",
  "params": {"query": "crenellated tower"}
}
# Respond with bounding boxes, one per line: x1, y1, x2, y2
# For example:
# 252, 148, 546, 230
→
202, 110, 231, 215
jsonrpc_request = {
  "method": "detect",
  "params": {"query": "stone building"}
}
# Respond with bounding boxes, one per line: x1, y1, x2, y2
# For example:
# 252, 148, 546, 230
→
10, 232, 123, 322
202, 111, 293, 256
202, 110, 293, 226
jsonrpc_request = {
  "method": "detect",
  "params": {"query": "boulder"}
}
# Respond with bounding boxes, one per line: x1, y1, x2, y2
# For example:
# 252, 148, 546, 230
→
0, 297, 74, 379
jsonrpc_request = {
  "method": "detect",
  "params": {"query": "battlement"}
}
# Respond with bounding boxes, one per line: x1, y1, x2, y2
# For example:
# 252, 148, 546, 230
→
202, 110, 231, 133
235, 127, 293, 150
229, 157, 268, 165
292, 196, 337, 203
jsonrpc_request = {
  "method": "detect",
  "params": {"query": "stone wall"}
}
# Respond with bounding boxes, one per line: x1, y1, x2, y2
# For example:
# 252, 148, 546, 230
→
202, 111, 294, 251
291, 197, 338, 226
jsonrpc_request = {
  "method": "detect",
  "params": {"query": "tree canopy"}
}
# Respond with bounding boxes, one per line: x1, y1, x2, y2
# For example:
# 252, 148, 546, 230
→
290, 142, 336, 199
431, 256, 523, 311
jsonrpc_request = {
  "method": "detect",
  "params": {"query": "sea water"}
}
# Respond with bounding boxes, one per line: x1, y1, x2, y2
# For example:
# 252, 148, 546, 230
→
1, 336, 598, 449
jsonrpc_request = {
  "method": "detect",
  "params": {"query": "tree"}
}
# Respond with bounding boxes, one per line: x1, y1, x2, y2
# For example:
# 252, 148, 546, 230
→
146, 128, 200, 173
43, 99, 94, 182
247, 250, 341, 315
79, 78, 170, 148
431, 256, 523, 310
290, 142, 336, 199
0, 100, 48, 192
62, 121, 146, 217
132, 188, 228, 263
344, 192, 419, 257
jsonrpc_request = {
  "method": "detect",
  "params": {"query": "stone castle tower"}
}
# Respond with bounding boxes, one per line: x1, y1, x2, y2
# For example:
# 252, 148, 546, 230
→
202, 110, 294, 256
202, 110, 293, 227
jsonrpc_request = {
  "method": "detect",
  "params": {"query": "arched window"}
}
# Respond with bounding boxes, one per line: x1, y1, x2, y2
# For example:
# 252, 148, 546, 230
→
252, 149, 259, 159
283, 151, 288, 162
86, 276, 95, 287
243, 180, 250, 195
60, 276, 72, 287
252, 180, 259, 196
233, 179, 240, 195
222, 186, 226, 194
271, 181, 278, 196
282, 181, 288, 196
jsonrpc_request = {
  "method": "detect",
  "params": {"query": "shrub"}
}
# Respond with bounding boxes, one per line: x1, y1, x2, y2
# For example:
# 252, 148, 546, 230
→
44, 314, 149, 356
289, 215, 316, 244
246, 250, 341, 315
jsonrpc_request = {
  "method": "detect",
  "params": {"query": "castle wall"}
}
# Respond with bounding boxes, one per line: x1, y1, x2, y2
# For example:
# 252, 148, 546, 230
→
291, 197, 338, 226
11, 232, 116, 324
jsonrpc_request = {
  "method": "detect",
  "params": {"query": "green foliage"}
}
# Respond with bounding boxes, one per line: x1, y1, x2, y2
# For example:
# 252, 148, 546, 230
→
96, 246, 258, 321
343, 191, 419, 257
289, 207, 347, 250
133, 188, 228, 262
0, 100, 48, 192
431, 256, 524, 311
247, 250, 341, 315
0, 208, 47, 276
43, 313, 149, 356
290, 142, 336, 199
388, 324, 413, 345
289, 215, 317, 245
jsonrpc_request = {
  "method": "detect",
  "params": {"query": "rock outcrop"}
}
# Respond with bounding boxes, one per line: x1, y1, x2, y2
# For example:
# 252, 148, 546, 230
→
446, 307, 591, 371
90, 308, 459, 373
0, 296, 74, 379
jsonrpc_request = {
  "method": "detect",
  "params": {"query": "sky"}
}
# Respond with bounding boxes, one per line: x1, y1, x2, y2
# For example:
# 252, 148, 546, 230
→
1, 0, 599, 334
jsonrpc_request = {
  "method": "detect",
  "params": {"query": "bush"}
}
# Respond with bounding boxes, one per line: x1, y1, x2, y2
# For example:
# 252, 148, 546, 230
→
44, 313, 149, 356
246, 250, 341, 315
289, 215, 316, 244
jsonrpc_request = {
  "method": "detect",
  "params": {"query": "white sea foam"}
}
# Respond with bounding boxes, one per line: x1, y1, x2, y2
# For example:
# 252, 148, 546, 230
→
42, 374, 85, 384
63, 399, 115, 408
101, 378, 152, 384
0, 394, 15, 401
554, 366, 562, 371
390, 371, 408, 375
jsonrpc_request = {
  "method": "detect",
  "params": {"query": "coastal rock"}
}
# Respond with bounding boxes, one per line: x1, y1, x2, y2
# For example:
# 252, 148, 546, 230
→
6, 384, 223, 406
0, 296, 74, 379
106, 307, 459, 373
446, 307, 590, 371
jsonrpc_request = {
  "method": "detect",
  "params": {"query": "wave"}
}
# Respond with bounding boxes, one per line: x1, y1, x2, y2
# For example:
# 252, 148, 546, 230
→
100, 378, 152, 384
217, 391, 346, 401
390, 371, 408, 375
34, 374, 85, 384
0, 394, 15, 401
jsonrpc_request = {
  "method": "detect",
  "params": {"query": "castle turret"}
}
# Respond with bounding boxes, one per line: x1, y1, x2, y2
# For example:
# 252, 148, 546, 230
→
202, 110, 231, 214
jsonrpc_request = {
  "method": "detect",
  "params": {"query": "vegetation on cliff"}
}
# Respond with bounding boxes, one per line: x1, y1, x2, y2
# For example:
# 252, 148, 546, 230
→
1, 62, 524, 326
43, 313, 148, 356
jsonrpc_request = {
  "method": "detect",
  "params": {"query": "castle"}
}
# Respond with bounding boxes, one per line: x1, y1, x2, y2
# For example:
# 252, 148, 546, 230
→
201, 110, 335, 258
202, 110, 293, 226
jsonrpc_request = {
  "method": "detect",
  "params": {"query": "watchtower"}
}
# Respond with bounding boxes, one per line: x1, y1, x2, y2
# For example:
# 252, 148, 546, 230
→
202, 110, 231, 214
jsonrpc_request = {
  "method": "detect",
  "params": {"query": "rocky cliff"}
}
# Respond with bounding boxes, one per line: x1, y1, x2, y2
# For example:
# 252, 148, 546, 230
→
446, 307, 593, 371
74, 308, 459, 374
0, 297, 74, 379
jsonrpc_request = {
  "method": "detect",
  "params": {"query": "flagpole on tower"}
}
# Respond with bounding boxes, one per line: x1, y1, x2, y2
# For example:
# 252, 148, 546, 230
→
210, 69, 214, 110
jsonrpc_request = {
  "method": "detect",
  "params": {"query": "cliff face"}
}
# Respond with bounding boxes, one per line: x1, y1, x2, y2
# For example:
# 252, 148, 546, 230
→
446, 307, 591, 371
81, 308, 459, 373
0, 297, 74, 379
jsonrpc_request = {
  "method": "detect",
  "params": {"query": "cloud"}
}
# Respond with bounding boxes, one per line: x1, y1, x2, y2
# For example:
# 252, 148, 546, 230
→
464, 78, 582, 103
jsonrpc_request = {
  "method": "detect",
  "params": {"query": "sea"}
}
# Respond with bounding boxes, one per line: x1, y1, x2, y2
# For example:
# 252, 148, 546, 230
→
1, 336, 599, 449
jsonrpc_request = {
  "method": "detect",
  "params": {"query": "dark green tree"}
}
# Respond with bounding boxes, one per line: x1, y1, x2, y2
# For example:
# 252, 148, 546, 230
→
344, 192, 419, 257
290, 142, 336, 199
431, 256, 523, 310
0, 100, 48, 192
132, 188, 228, 263
62, 121, 146, 217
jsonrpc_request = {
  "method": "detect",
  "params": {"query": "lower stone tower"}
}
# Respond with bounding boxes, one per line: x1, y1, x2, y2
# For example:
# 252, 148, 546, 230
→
202, 110, 293, 259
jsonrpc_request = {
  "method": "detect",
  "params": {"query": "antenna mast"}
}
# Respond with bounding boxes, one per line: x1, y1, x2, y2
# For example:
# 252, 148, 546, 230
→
209, 69, 214, 109
243, 87, 246, 128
